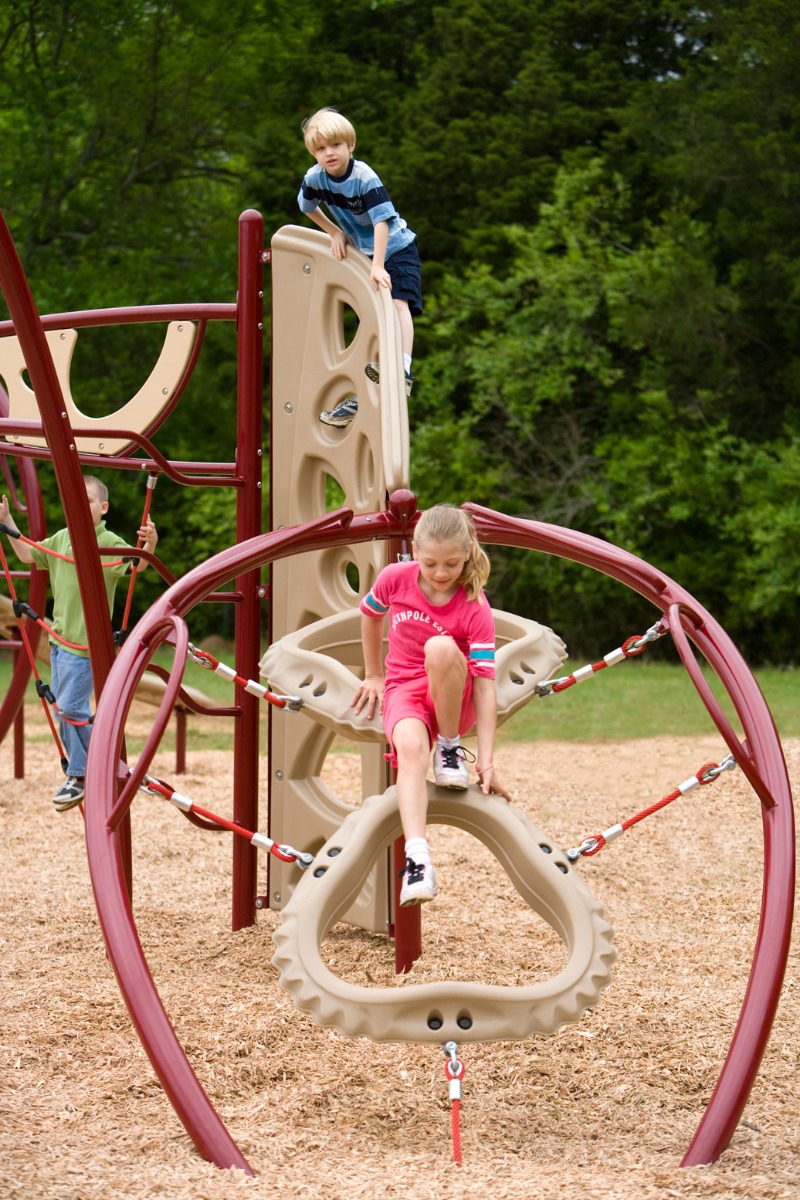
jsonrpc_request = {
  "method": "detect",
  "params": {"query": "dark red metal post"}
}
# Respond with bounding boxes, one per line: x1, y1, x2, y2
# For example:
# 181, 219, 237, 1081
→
0, 397, 47, 761
174, 707, 187, 775
0, 210, 134, 886
12, 648, 24, 777
386, 490, 422, 973
231, 210, 265, 931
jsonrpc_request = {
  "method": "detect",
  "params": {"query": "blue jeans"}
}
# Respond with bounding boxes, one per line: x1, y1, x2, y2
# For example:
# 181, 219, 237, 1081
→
50, 644, 93, 778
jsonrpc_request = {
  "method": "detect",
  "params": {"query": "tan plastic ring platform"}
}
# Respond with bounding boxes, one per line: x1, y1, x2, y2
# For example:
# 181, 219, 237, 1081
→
272, 783, 616, 1043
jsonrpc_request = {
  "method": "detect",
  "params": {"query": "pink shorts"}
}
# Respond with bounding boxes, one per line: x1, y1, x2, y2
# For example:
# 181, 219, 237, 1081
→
382, 674, 476, 760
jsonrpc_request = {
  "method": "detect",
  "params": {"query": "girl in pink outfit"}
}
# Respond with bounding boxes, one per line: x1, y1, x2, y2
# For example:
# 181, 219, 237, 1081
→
352, 504, 512, 906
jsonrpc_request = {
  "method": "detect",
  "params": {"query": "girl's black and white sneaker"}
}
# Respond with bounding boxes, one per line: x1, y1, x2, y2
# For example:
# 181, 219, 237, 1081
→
53, 776, 85, 812
399, 858, 438, 906
433, 744, 473, 789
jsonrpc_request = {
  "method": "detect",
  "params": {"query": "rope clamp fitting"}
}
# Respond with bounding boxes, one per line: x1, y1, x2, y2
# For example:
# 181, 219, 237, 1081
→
443, 1041, 462, 1075
443, 1042, 464, 1100
276, 844, 315, 870
567, 835, 601, 861
702, 755, 736, 782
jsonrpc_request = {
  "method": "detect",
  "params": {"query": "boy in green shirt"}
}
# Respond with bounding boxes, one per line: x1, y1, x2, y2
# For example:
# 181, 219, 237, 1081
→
0, 475, 157, 810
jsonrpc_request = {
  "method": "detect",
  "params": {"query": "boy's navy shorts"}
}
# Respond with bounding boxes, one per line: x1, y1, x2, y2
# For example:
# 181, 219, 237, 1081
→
385, 239, 423, 316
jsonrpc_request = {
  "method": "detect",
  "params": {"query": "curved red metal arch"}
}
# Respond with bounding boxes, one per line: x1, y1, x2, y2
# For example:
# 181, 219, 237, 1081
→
0, 387, 48, 755
82, 496, 793, 1173
0, 201, 791, 1173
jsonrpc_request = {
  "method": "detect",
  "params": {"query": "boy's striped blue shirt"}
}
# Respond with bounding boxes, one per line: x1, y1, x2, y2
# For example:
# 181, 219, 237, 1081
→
298, 157, 415, 258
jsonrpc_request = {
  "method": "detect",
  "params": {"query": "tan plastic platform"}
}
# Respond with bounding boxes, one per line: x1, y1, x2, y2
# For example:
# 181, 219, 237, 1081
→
260, 607, 568, 743
272, 782, 616, 1043
0, 322, 196, 454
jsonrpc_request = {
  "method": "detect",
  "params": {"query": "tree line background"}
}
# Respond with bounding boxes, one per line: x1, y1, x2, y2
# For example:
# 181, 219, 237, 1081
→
1, 0, 798, 662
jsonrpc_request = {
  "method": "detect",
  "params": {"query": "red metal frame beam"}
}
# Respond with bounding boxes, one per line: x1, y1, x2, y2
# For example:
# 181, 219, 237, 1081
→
82, 498, 792, 1172
0, 398, 47, 750
231, 211, 265, 931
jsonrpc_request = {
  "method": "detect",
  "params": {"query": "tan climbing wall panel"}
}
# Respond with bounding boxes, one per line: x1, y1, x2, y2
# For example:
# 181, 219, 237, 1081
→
0, 322, 196, 455
267, 225, 410, 931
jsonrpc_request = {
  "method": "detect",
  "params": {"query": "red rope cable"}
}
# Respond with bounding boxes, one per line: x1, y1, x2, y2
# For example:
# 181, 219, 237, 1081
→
15, 531, 126, 568
575, 761, 725, 857
144, 777, 299, 863
551, 660, 608, 691
451, 1098, 462, 1166
0, 539, 67, 761
189, 646, 289, 709
444, 1057, 465, 1166
620, 789, 682, 831
119, 475, 157, 634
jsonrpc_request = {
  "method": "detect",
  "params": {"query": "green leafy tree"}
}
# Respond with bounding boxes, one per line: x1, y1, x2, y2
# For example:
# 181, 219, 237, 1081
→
411, 159, 752, 650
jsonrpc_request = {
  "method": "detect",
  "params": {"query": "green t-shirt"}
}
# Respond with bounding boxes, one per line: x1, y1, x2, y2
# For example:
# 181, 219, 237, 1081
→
28, 521, 132, 658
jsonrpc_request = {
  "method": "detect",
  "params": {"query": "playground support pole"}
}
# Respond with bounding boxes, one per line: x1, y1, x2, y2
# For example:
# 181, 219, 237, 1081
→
0, 209, 133, 884
386, 497, 422, 973
13, 649, 24, 778
231, 210, 265, 932
175, 708, 187, 775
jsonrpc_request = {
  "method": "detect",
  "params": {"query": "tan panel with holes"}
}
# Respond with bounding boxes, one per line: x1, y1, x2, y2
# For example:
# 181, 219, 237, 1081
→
267, 225, 410, 930
0, 323, 196, 455
272, 784, 616, 1043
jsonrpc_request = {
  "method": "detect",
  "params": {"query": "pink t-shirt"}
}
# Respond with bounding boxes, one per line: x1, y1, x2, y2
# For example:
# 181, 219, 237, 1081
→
360, 561, 496, 691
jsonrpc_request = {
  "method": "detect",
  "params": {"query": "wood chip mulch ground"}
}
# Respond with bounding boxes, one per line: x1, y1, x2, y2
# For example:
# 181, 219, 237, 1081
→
1, 713, 797, 1200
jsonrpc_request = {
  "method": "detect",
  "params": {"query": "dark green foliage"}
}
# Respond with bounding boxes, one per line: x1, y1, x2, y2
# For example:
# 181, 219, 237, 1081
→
1, 0, 798, 658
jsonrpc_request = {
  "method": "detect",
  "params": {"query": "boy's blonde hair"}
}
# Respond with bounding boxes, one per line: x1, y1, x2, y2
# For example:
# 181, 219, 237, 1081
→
413, 504, 491, 603
84, 475, 108, 504
301, 108, 356, 154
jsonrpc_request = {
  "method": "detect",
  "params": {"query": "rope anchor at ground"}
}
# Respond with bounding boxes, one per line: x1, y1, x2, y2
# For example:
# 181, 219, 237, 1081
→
443, 1041, 465, 1166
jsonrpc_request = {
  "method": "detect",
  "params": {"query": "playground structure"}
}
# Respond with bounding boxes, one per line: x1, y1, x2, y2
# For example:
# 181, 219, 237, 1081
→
0, 208, 794, 1177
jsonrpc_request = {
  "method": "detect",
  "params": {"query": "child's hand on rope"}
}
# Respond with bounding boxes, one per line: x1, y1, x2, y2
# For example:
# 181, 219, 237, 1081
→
138, 519, 158, 553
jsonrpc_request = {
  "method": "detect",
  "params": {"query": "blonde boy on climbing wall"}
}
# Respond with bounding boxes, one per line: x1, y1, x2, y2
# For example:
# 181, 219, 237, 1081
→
298, 107, 422, 427
0, 476, 157, 811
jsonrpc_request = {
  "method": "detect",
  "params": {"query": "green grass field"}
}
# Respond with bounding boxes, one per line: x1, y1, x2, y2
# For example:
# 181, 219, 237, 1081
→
498, 661, 800, 743
2, 649, 797, 758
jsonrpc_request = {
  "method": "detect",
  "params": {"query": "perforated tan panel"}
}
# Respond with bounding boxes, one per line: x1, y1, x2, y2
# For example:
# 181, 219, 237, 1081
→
272, 784, 616, 1043
267, 225, 410, 931
260, 607, 568, 743
0, 323, 196, 455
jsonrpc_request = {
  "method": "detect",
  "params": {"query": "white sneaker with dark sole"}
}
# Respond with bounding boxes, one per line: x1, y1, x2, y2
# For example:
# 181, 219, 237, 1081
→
433, 744, 473, 789
364, 362, 415, 397
53, 776, 85, 812
399, 858, 437, 906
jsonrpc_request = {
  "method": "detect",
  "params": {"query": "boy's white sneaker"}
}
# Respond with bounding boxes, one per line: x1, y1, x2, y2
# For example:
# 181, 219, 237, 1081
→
433, 744, 472, 789
53, 776, 85, 812
399, 858, 438, 907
